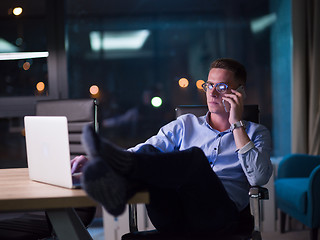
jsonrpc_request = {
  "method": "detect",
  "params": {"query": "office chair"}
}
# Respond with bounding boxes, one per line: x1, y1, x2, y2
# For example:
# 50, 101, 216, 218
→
0, 99, 98, 240
123, 105, 268, 240
36, 98, 99, 235
36, 98, 99, 159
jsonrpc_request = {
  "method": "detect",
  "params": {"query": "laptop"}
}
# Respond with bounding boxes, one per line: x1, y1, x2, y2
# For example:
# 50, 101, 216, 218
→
24, 116, 81, 188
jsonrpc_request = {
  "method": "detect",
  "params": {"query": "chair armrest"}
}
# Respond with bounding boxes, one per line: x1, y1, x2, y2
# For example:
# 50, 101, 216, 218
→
278, 154, 320, 179
249, 186, 269, 200
249, 186, 269, 235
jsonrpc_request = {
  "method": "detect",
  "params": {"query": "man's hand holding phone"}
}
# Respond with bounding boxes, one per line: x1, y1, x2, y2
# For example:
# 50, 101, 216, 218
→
222, 86, 246, 124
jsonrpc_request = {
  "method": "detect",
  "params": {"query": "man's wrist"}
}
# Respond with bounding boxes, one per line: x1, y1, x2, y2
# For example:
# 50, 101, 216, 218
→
230, 120, 245, 131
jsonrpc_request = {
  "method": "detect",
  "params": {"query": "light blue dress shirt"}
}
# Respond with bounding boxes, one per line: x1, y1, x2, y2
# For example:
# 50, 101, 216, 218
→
129, 112, 273, 211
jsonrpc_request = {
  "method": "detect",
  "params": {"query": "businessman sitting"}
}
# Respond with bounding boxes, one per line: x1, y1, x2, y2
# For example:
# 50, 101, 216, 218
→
72, 58, 273, 237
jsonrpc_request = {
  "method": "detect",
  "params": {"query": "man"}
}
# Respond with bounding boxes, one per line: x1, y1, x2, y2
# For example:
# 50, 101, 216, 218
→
75, 58, 273, 236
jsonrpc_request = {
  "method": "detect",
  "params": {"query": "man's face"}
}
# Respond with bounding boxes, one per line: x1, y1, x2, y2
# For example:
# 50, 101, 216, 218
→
205, 68, 238, 114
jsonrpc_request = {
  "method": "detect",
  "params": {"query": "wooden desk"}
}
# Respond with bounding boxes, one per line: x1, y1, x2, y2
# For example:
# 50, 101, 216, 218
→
0, 168, 149, 240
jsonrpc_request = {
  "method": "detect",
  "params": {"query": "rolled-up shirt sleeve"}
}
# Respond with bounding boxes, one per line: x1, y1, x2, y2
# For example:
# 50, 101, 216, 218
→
238, 124, 273, 186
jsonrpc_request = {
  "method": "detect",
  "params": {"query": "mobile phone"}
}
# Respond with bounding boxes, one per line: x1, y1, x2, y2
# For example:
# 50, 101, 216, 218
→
236, 85, 247, 99
222, 85, 247, 112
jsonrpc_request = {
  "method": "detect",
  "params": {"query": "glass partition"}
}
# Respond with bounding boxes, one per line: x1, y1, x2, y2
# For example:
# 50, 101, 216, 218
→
0, 0, 292, 168
66, 0, 274, 147
0, 1, 49, 98
0, 0, 57, 168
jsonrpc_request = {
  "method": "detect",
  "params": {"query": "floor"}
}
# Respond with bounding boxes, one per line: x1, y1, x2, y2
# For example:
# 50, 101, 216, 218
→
87, 218, 105, 240
87, 219, 315, 240
262, 230, 313, 240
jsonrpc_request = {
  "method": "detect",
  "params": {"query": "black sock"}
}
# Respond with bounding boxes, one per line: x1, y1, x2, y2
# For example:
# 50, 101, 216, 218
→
82, 124, 135, 176
81, 156, 128, 216
81, 124, 140, 216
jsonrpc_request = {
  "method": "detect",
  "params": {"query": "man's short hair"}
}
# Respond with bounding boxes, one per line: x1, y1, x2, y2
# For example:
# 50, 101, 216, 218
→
210, 58, 247, 85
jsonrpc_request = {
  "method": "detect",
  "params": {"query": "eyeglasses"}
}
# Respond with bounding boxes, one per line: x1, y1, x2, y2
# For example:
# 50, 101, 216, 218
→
202, 82, 228, 93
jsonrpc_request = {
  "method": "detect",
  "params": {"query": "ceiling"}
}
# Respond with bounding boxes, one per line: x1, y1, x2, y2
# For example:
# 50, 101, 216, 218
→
0, 0, 269, 20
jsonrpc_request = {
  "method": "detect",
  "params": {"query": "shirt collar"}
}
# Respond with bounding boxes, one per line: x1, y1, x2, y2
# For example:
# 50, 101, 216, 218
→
204, 111, 232, 134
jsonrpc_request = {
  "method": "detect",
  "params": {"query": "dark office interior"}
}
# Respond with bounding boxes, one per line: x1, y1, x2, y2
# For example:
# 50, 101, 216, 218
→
2, 0, 320, 239
0, 0, 292, 168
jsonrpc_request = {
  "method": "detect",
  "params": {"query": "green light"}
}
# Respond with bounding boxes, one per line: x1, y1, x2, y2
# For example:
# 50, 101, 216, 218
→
151, 96, 162, 108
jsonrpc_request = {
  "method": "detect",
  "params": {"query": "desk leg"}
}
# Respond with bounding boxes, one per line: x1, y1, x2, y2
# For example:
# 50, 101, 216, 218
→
46, 208, 93, 240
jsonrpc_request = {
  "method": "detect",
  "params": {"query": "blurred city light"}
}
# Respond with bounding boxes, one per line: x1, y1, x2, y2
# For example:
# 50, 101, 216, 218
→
23, 62, 30, 70
151, 96, 162, 107
16, 37, 23, 46
90, 85, 99, 97
178, 78, 189, 88
13, 7, 23, 16
36, 82, 45, 92
196, 80, 205, 90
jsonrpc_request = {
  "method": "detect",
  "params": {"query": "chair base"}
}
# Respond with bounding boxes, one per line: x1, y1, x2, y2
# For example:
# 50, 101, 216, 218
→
251, 230, 262, 240
123, 205, 254, 240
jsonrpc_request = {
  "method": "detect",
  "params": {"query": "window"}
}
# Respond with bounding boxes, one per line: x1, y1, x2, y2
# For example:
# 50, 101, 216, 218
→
66, 0, 280, 148
0, 0, 65, 168
0, 1, 49, 98
0, 0, 292, 168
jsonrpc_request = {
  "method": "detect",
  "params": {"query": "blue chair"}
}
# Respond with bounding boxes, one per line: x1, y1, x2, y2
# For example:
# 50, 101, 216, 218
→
275, 154, 320, 240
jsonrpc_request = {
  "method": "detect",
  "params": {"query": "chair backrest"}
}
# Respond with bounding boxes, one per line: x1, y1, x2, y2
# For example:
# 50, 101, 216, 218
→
36, 99, 98, 159
175, 104, 259, 123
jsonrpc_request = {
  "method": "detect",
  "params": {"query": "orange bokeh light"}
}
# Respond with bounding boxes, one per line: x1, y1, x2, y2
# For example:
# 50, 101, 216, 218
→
178, 78, 189, 88
90, 85, 99, 95
196, 80, 205, 90
23, 62, 30, 70
36, 82, 45, 92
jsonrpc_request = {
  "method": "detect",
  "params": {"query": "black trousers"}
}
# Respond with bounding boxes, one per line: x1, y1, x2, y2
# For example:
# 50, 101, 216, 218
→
134, 145, 245, 236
